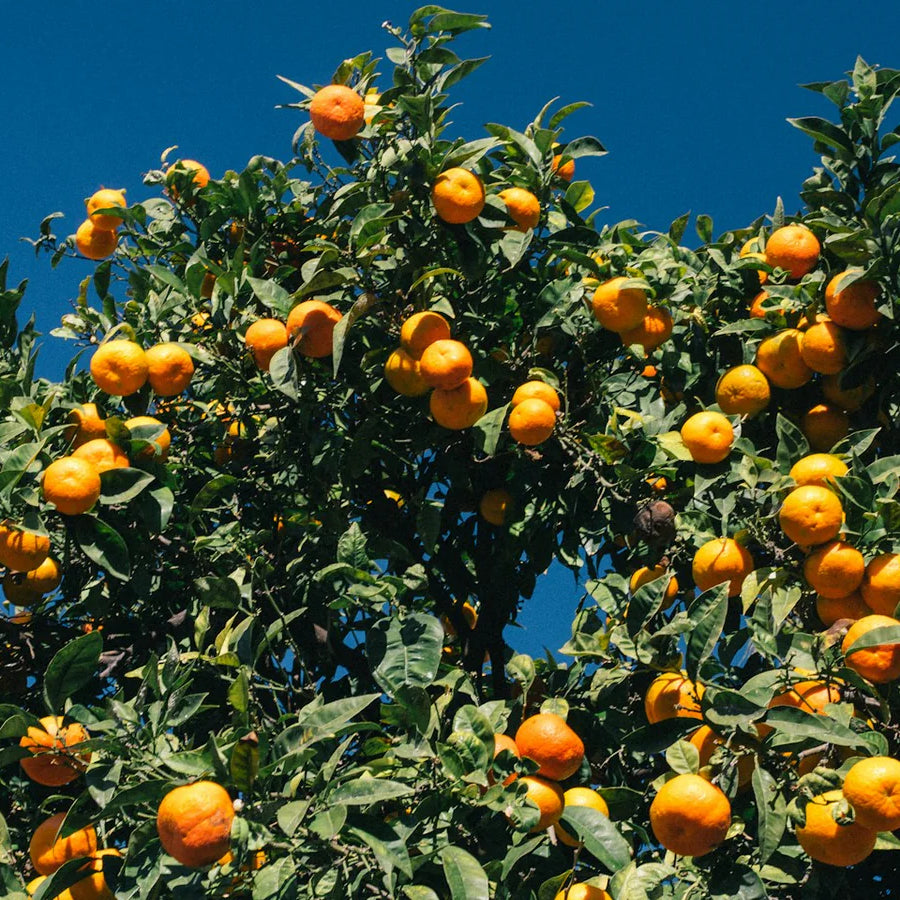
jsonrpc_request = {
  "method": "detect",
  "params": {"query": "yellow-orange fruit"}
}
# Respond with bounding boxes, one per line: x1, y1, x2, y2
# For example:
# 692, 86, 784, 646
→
42, 458, 102, 516
644, 671, 704, 723
419, 339, 473, 390
245, 319, 288, 372
515, 712, 585, 781
124, 416, 171, 461
764, 224, 820, 280
551, 154, 575, 181
842, 615, 900, 684
789, 453, 848, 487
399, 311, 451, 359
20, 716, 91, 787
795, 790, 876, 867
553, 885, 612, 900
680, 411, 733, 464
556, 786, 610, 848
692, 537, 754, 597
619, 307, 673, 351
715, 365, 770, 417
65, 404, 107, 448
591, 277, 648, 332
755, 329, 813, 389
490, 733, 520, 786
3, 557, 61, 606
629, 565, 678, 608
479, 488, 512, 526
72, 439, 130, 474
156, 781, 234, 868
86, 189, 126, 231
511, 381, 560, 411
816, 591, 871, 627
803, 541, 865, 599
842, 756, 900, 832
429, 378, 488, 430
520, 775, 565, 831
689, 725, 754, 789
431, 168, 486, 224
286, 300, 342, 358
825, 271, 882, 330
309, 84, 365, 141
821, 374, 875, 412
801, 403, 850, 452
779, 485, 843, 546
75, 220, 118, 260
649, 773, 731, 858
800, 318, 848, 374
508, 398, 556, 446
861, 554, 900, 617
90, 341, 148, 396
498, 187, 541, 231
30, 812, 98, 876
384, 348, 429, 396
0, 523, 50, 573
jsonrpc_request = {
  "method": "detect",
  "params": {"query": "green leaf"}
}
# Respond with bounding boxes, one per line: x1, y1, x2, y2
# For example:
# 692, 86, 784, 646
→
665, 739, 700, 774
246, 276, 292, 317
337, 523, 369, 568
787, 117, 854, 153
472, 403, 508, 456
685, 583, 729, 680
441, 845, 489, 900
611, 862, 678, 900
71, 515, 130, 580
752, 766, 786, 865
775, 414, 810, 470
708, 866, 768, 900
367, 613, 444, 696
844, 624, 900, 655
559, 806, 632, 871
764, 706, 868, 749
347, 822, 413, 879
99, 467, 155, 505
43, 631, 103, 714
309, 804, 347, 840
230, 731, 259, 793
329, 776, 412, 806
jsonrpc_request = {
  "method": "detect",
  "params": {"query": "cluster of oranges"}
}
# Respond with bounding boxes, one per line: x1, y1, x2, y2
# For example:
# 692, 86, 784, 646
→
243, 299, 343, 370
508, 380, 560, 447
591, 276, 673, 353
74, 188, 127, 262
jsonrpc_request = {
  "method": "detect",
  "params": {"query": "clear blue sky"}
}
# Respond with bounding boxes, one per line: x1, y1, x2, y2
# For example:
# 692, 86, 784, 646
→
2, 1, 898, 657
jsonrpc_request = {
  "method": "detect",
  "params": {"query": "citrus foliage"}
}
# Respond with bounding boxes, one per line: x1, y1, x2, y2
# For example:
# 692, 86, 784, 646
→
2, 10, 900, 900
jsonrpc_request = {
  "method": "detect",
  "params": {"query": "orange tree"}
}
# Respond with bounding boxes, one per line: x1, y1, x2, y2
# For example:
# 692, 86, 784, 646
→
2, 9, 900, 898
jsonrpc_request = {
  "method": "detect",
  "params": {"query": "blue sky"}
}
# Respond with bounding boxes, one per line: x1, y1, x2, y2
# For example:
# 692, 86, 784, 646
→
2, 1, 898, 657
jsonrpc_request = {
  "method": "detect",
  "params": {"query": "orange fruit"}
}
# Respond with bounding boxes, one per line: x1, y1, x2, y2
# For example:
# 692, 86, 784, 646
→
480, 488, 513, 526
200, 272, 216, 299
755, 329, 813, 389
842, 756, 900, 832
641, 364, 658, 378
629, 565, 678, 607
551, 154, 575, 181
3, 557, 61, 606
644, 671, 704, 723
803, 541, 865, 599
419, 339, 473, 390
789, 453, 848, 487
65, 403, 107, 448
441, 601, 478, 637
72, 438, 130, 474
511, 381, 560, 412
553, 885, 612, 900
748, 290, 779, 318
779, 485, 843, 546
124, 416, 171, 461
649, 773, 731, 858
680, 410, 733, 464
90, 341, 148, 396
69, 848, 121, 900
490, 733, 520, 786
145, 343, 195, 396
286, 300, 342, 358
801, 403, 850, 452
764, 224, 820, 279
245, 319, 288, 372
515, 712, 585, 781
508, 398, 556, 446
842, 614, 900, 683
759, 678, 843, 739
431, 168, 486, 224
825, 271, 882, 330
30, 812, 98, 875
821, 373, 875, 412
166, 159, 210, 198
556, 786, 610, 847
42, 457, 102, 516
795, 790, 876, 867
86, 188, 126, 231
816, 591, 871, 627
384, 348, 429, 396
591, 276, 648, 333
0, 523, 50, 572
498, 187, 541, 231
19, 716, 91, 787
399, 311, 451, 359
74, 220, 117, 260
647, 475, 668, 492
429, 377, 488, 430
860, 554, 900, 617
309, 84, 365, 141
799, 318, 848, 374
619, 307, 673, 351
520, 775, 565, 831
156, 781, 234, 868
715, 365, 771, 417
692, 537, 754, 597
689, 725, 754, 788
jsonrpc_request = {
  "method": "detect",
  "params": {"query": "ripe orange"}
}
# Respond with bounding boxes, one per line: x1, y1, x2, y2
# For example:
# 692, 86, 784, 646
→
515, 712, 585, 781
166, 159, 210, 198
816, 591, 871, 627
715, 365, 771, 417
556, 786, 610, 847
65, 403, 107, 447
553, 885, 612, 900
795, 790, 876, 866
430, 377, 488, 430
156, 781, 234, 868
245, 319, 288, 372
842, 614, 900, 683
644, 671, 704, 723
86, 188, 126, 231
799, 318, 847, 375
511, 381, 560, 411
69, 848, 121, 900
90, 341, 148, 396
801, 403, 850, 452
30, 812, 98, 876
551, 154, 575, 181
689, 725, 754, 789
842, 756, 900, 832
649, 773, 731, 857
419, 339, 473, 390
748, 290, 779, 318
441, 601, 478, 637
480, 488, 513, 526
508, 398, 556, 446
520, 775, 565, 831
490, 733, 520, 786
498, 187, 541, 231
145, 343, 195, 396
3, 557, 61, 606
124, 416, 171, 461
42, 458, 102, 516
399, 311, 452, 359
779, 485, 843, 546
860, 554, 900, 617
759, 678, 843, 740
803, 541, 865, 599
0, 523, 50, 572
309, 84, 365, 140
74, 220, 118, 260
680, 411, 733, 464
384, 348, 429, 396
825, 271, 882, 330
431, 168, 486, 224
72, 438, 129, 474
591, 277, 648, 332
619, 306, 673, 351
629, 565, 678, 607
789, 453, 848, 487
19, 716, 91, 787
821, 373, 875, 411
755, 329, 813, 389
286, 300, 342, 358
764, 224, 820, 279
692, 537, 754, 597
